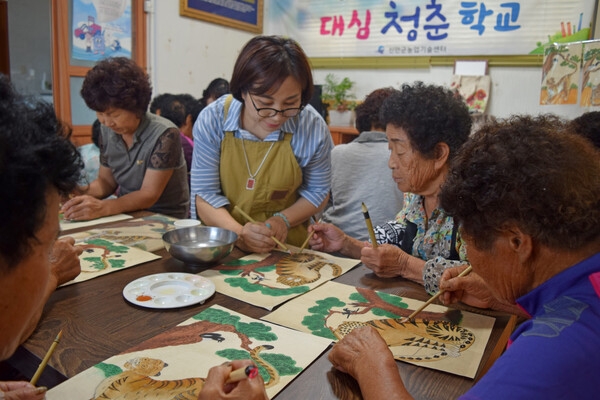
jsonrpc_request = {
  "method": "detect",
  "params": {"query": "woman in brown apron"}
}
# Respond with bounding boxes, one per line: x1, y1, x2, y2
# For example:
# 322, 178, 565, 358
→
190, 36, 333, 254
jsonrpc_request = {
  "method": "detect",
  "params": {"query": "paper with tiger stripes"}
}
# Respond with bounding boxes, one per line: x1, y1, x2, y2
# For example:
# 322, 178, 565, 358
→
46, 304, 332, 399
262, 281, 495, 378
198, 247, 360, 310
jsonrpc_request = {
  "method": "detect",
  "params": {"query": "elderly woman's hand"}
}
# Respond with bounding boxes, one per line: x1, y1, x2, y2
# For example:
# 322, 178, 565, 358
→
49, 236, 83, 287
439, 266, 499, 308
329, 327, 412, 399
439, 266, 526, 316
0, 381, 47, 400
198, 360, 268, 400
61, 195, 106, 221
360, 244, 411, 278
307, 222, 346, 253
328, 326, 392, 377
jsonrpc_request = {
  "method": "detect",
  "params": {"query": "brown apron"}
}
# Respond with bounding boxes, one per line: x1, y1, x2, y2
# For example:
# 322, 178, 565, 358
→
219, 96, 307, 246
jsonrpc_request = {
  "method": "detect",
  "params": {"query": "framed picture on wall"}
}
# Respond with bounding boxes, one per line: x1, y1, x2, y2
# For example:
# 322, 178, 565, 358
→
180, 0, 263, 34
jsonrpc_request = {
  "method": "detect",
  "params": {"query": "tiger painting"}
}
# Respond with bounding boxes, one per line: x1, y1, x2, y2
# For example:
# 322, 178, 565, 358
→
275, 252, 342, 287
92, 345, 281, 399
92, 357, 204, 399
332, 317, 475, 362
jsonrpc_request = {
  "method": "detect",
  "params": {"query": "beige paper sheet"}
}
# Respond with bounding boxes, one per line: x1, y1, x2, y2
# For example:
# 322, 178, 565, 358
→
65, 214, 179, 252
60, 213, 133, 233
47, 305, 332, 400
60, 237, 161, 286
199, 247, 360, 310
263, 281, 495, 379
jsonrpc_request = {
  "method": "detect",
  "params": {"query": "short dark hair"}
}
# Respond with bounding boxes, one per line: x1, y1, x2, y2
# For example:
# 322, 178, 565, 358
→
380, 82, 471, 159
568, 111, 600, 149
354, 87, 396, 133
201, 78, 229, 105
176, 93, 203, 124
81, 57, 152, 117
441, 114, 600, 251
150, 93, 175, 115
230, 36, 314, 106
91, 119, 101, 147
0, 74, 83, 268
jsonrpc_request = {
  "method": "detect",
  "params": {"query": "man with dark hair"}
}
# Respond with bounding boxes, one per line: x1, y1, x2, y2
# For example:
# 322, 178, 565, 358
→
0, 74, 83, 398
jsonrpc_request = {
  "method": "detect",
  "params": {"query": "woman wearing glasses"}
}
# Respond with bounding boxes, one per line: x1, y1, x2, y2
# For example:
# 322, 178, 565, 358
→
190, 35, 333, 253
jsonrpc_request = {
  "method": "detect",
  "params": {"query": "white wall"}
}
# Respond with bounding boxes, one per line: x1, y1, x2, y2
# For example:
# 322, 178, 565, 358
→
151, 1, 598, 120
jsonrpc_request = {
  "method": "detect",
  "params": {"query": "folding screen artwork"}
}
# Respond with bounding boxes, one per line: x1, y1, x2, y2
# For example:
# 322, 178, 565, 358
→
46, 305, 332, 399
263, 281, 495, 379
540, 42, 583, 105
66, 214, 179, 252
199, 248, 360, 310
580, 40, 600, 106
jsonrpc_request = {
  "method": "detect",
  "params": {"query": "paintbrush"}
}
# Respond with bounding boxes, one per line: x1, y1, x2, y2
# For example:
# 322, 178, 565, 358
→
361, 202, 378, 249
299, 217, 321, 253
234, 205, 291, 253
401, 266, 473, 323
30, 329, 63, 386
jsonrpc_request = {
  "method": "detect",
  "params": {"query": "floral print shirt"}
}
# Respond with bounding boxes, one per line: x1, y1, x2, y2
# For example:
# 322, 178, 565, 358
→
373, 193, 469, 295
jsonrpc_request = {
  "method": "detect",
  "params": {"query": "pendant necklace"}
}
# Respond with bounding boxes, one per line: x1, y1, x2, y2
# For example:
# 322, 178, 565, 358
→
241, 138, 275, 190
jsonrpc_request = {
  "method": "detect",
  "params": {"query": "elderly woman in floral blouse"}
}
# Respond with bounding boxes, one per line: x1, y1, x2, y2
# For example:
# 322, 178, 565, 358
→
309, 82, 472, 294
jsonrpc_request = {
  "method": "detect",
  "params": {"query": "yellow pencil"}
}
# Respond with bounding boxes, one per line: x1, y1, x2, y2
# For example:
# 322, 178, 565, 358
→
401, 266, 473, 322
30, 329, 63, 385
234, 205, 290, 252
361, 202, 378, 249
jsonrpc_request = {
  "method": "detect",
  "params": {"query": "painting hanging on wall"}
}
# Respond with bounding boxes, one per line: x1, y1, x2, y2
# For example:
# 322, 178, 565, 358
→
46, 305, 332, 399
540, 42, 582, 105
199, 248, 360, 310
263, 281, 495, 379
580, 40, 600, 106
71, 0, 132, 62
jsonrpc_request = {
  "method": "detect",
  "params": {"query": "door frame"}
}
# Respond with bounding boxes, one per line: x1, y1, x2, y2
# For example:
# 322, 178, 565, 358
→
51, 0, 147, 145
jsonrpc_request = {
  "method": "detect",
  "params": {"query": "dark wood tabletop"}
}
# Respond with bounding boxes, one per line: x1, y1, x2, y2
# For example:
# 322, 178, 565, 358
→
4, 213, 517, 399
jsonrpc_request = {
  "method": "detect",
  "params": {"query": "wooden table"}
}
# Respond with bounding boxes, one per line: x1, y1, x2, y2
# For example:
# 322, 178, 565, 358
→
4, 213, 516, 399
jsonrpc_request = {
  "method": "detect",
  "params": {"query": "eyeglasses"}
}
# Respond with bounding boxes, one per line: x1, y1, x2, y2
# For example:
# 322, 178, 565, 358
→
248, 94, 303, 118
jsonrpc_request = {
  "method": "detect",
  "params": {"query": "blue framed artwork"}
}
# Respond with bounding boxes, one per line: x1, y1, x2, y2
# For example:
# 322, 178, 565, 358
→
180, 0, 263, 34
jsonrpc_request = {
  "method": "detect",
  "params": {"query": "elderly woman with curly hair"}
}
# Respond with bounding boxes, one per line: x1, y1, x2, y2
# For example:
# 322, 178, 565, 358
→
310, 82, 472, 294
328, 115, 600, 399
321, 87, 404, 241
61, 57, 190, 219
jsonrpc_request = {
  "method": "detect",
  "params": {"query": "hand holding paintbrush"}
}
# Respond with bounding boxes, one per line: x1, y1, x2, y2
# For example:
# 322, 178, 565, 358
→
234, 206, 291, 253
400, 266, 473, 323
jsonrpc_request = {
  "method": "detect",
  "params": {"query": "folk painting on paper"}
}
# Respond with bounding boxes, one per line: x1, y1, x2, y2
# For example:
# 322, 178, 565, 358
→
199, 248, 360, 310
263, 281, 495, 378
66, 213, 179, 252
46, 305, 332, 399
60, 237, 160, 286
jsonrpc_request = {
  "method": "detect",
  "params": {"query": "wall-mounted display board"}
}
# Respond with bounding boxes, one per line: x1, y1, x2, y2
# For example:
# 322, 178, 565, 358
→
266, 0, 596, 67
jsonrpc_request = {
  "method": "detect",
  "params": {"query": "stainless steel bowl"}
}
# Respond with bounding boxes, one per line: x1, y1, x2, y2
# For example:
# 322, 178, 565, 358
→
162, 226, 238, 266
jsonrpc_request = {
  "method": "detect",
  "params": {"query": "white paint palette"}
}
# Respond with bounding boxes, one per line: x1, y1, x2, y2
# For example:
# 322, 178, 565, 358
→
123, 273, 215, 309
